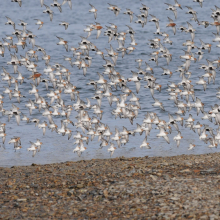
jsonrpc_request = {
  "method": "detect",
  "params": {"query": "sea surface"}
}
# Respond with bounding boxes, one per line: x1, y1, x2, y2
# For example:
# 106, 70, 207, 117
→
0, 0, 219, 167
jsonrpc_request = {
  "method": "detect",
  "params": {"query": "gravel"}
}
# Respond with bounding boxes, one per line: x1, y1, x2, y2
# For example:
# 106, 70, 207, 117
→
1, 153, 220, 219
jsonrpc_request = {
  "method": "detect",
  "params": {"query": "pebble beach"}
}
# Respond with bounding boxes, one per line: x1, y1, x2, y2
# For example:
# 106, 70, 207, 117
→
1, 153, 220, 219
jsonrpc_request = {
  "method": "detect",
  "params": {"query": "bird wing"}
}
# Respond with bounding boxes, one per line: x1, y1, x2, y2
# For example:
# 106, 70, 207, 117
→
135, 81, 141, 94
163, 135, 170, 144
167, 17, 174, 23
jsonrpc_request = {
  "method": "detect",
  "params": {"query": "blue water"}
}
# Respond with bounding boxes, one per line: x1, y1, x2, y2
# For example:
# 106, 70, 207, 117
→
0, 0, 219, 166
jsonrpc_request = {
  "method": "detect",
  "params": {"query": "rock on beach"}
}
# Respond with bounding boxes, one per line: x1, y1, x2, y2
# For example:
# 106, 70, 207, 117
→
1, 153, 220, 219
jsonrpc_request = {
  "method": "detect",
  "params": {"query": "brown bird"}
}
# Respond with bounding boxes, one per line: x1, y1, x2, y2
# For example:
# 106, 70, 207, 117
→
166, 17, 176, 35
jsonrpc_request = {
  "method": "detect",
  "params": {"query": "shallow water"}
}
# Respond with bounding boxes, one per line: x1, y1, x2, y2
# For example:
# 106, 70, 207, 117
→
0, 0, 219, 167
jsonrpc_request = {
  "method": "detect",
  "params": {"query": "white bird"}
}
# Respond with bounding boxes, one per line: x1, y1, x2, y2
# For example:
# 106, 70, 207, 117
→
59, 21, 69, 30
107, 143, 116, 157
157, 127, 170, 144
127, 71, 141, 94
43, 4, 54, 21
173, 131, 183, 147
89, 4, 97, 19
140, 137, 151, 149
34, 19, 44, 30
28, 142, 38, 157
188, 143, 196, 150
152, 97, 165, 111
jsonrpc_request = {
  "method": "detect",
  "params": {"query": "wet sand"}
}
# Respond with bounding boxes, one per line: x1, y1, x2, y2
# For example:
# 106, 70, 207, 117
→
1, 153, 220, 219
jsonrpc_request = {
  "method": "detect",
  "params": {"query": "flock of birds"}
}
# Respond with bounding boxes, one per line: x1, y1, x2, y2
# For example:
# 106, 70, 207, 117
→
1, 0, 220, 159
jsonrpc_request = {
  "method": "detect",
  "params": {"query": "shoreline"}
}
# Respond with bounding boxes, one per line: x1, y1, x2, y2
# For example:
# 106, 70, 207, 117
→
1, 151, 218, 168
1, 152, 220, 219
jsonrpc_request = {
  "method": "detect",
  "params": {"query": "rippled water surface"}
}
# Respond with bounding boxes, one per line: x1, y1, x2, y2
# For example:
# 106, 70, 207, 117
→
0, 0, 220, 166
